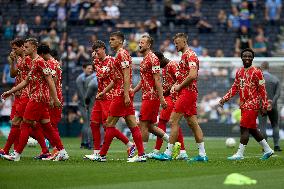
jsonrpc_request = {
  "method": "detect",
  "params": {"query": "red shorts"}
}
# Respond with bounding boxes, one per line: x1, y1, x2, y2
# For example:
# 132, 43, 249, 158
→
109, 96, 135, 117
174, 90, 197, 117
10, 97, 20, 120
240, 109, 258, 129
140, 99, 160, 123
23, 100, 50, 121
49, 107, 62, 126
91, 100, 112, 124
15, 96, 29, 118
159, 96, 175, 121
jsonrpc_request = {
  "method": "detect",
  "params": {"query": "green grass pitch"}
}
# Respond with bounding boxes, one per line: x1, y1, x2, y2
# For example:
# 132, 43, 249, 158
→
0, 137, 283, 189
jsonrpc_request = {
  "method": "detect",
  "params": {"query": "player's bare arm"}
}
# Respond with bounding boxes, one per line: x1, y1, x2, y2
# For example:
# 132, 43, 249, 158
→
1, 77, 29, 99
175, 66, 197, 92
122, 67, 131, 107
46, 74, 61, 108
153, 73, 167, 109
133, 81, 141, 94
96, 80, 114, 99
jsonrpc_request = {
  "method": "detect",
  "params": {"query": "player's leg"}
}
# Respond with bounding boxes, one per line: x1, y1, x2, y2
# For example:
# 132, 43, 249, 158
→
139, 120, 150, 150
3, 118, 34, 161
186, 115, 208, 162
125, 115, 145, 162
154, 118, 167, 151
249, 128, 274, 160
39, 118, 68, 161
268, 108, 281, 151
1, 116, 22, 155
29, 124, 50, 159
176, 127, 188, 160
228, 109, 252, 160
126, 115, 144, 156
258, 114, 268, 140
140, 99, 169, 151
155, 112, 183, 160
89, 101, 103, 153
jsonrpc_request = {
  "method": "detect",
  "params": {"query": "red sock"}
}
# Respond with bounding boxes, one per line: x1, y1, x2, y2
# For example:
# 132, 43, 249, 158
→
30, 127, 49, 154
15, 122, 31, 154
3, 125, 20, 154
154, 119, 167, 150
130, 126, 144, 156
90, 122, 101, 150
114, 128, 129, 145
100, 127, 116, 156
40, 122, 64, 151
178, 127, 185, 150
37, 122, 56, 148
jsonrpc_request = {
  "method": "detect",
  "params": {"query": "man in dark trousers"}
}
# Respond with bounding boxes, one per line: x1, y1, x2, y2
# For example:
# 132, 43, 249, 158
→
258, 61, 282, 151
76, 63, 96, 149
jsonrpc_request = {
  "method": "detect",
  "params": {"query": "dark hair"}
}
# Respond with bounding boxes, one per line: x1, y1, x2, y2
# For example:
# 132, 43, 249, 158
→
241, 48, 254, 58
173, 33, 188, 41
110, 31, 124, 41
10, 38, 24, 47
37, 43, 50, 54
25, 38, 39, 47
92, 40, 106, 50
153, 51, 164, 60
142, 35, 154, 49
82, 63, 93, 69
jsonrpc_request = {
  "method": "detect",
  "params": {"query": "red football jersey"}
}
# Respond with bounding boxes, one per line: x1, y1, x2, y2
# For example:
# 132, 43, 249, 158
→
176, 49, 199, 93
140, 51, 161, 100
112, 48, 133, 97
223, 66, 269, 110
162, 60, 178, 101
48, 58, 63, 102
93, 55, 115, 100
15, 56, 32, 98
28, 56, 52, 103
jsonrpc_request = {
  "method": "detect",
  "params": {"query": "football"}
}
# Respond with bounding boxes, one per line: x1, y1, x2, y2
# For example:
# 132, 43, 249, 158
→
27, 137, 38, 147
225, 138, 236, 148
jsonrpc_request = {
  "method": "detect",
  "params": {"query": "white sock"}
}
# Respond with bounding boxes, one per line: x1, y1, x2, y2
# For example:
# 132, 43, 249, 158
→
126, 142, 133, 148
259, 139, 272, 153
180, 150, 186, 154
143, 142, 148, 150
162, 133, 169, 143
153, 149, 159, 153
14, 151, 20, 157
236, 143, 246, 157
59, 149, 67, 155
197, 142, 206, 157
94, 150, 100, 154
164, 143, 173, 156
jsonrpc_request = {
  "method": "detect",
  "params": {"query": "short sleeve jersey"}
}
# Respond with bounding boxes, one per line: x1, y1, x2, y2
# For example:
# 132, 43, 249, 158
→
48, 58, 63, 102
140, 51, 161, 100
223, 66, 269, 110
112, 48, 133, 97
28, 56, 52, 103
93, 55, 115, 100
176, 49, 199, 93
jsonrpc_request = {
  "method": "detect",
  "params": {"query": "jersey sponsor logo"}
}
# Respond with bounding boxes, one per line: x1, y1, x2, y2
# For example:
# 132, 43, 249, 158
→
152, 65, 160, 72
102, 66, 110, 72
121, 61, 129, 68
43, 68, 51, 75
